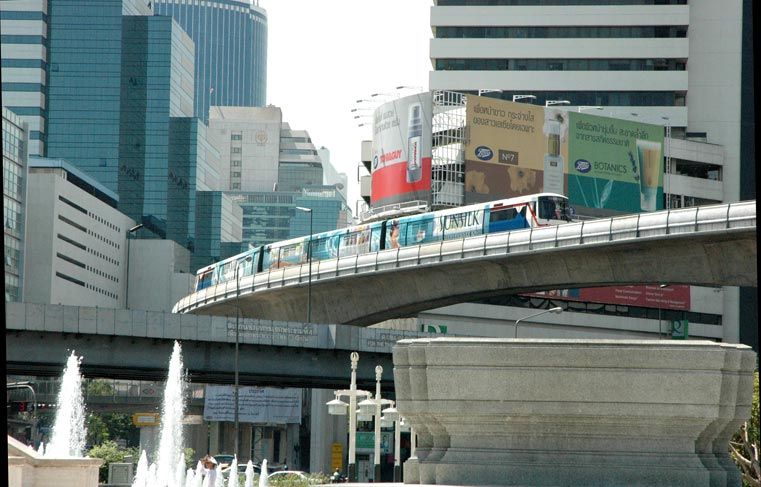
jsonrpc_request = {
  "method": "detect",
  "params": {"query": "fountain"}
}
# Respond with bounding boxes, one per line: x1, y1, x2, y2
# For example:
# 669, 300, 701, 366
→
259, 459, 269, 487
45, 351, 87, 458
227, 456, 238, 487
244, 460, 255, 487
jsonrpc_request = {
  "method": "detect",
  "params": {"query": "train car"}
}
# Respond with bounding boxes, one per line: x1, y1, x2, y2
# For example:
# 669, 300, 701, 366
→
193, 193, 570, 292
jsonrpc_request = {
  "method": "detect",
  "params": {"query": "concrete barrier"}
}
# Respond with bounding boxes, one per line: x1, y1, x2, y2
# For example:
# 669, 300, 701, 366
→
8, 436, 103, 487
393, 339, 756, 486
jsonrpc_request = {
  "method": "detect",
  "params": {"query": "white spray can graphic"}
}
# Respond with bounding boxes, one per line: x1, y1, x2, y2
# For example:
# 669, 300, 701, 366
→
406, 103, 423, 183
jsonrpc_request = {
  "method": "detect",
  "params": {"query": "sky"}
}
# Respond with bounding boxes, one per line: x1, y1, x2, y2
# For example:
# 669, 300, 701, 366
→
261, 0, 433, 215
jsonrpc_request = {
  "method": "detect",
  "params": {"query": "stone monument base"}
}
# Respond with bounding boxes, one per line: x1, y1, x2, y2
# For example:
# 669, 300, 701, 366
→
8, 435, 103, 487
393, 339, 756, 487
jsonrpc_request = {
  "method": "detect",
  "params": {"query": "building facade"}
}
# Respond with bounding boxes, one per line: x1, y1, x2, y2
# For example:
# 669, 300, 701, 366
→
410, 0, 754, 348
153, 0, 268, 123
0, 0, 49, 157
208, 106, 282, 192
277, 125, 324, 192
3, 108, 29, 302
23, 157, 136, 308
192, 190, 244, 270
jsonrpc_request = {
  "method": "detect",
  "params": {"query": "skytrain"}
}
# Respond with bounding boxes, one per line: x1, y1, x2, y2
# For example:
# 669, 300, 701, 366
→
194, 192, 572, 292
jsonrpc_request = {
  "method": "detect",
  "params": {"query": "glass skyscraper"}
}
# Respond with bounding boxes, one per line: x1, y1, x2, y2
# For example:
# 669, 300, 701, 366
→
153, 0, 268, 123
45, 0, 153, 192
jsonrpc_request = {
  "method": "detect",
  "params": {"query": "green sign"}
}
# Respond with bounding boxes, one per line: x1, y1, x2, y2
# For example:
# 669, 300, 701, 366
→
567, 112, 664, 212
671, 320, 689, 340
355, 432, 374, 450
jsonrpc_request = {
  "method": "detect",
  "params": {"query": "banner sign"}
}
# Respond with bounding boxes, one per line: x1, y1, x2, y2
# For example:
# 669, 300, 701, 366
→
371, 92, 433, 206
203, 385, 302, 424
464, 95, 664, 213
525, 285, 691, 311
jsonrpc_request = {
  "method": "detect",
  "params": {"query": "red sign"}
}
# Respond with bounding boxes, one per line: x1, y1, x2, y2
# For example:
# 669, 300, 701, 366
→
526, 285, 691, 311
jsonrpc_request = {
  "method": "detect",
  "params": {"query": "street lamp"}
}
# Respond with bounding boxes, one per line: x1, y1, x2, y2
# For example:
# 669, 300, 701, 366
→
125, 223, 144, 309
326, 352, 371, 482
234, 254, 253, 459
381, 404, 403, 482
512, 94, 536, 103
357, 366, 386, 482
295, 206, 313, 323
514, 306, 563, 338
546, 100, 570, 107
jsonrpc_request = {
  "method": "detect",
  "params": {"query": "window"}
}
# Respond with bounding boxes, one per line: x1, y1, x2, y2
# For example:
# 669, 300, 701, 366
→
231, 134, 242, 140
231, 147, 242, 154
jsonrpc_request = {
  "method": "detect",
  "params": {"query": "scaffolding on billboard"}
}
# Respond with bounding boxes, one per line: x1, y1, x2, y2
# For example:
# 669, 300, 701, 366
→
431, 90, 467, 209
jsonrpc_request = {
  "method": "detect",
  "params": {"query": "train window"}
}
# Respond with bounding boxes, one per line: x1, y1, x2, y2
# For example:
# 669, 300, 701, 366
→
490, 208, 518, 222
196, 271, 213, 291
538, 196, 570, 221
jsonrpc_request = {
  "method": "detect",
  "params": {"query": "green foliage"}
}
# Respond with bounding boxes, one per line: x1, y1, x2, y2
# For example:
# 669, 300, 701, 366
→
184, 447, 195, 468
86, 379, 115, 396
88, 440, 137, 483
85, 412, 138, 448
730, 371, 759, 487
87, 413, 109, 446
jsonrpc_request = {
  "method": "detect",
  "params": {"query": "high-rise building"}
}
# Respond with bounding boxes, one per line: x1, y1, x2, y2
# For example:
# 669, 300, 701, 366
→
277, 125, 323, 192
153, 0, 268, 123
0, 0, 49, 157
317, 147, 349, 203
192, 190, 243, 270
208, 106, 282, 192
119, 15, 196, 241
427, 0, 755, 349
44, 0, 152, 191
3, 107, 29, 302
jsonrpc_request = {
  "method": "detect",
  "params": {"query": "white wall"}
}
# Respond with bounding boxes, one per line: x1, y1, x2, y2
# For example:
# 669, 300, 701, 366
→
128, 239, 194, 312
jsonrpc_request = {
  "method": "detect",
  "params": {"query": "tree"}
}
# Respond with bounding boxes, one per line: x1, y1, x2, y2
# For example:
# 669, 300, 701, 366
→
88, 440, 139, 483
730, 372, 760, 487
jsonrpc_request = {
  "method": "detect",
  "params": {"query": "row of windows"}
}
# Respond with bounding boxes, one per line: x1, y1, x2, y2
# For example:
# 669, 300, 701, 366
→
56, 232, 119, 266
55, 271, 118, 300
5, 273, 20, 302
4, 197, 22, 233
280, 148, 319, 155
4, 107, 47, 117
58, 196, 122, 242
1, 82, 45, 92
436, 58, 686, 71
435, 25, 687, 39
4, 159, 24, 200
3, 122, 25, 160
461, 90, 685, 107
0, 10, 48, 21
0, 35, 46, 44
1, 59, 47, 69
436, 0, 687, 5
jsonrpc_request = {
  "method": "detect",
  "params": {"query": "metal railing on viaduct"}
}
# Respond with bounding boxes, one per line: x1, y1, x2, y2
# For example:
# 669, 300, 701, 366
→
174, 201, 757, 325
5, 302, 431, 390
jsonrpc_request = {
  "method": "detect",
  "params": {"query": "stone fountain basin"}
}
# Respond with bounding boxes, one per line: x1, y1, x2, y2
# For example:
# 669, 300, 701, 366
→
393, 339, 756, 487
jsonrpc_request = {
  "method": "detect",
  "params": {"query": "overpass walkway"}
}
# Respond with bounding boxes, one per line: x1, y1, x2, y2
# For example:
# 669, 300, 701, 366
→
5, 302, 430, 389
174, 201, 757, 325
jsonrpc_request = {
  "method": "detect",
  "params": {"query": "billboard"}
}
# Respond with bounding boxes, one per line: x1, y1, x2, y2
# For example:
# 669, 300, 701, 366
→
203, 385, 302, 423
464, 95, 664, 212
525, 285, 691, 311
371, 92, 433, 206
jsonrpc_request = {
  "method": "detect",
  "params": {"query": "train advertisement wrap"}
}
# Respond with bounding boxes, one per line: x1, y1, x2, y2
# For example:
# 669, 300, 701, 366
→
464, 95, 664, 212
371, 92, 433, 206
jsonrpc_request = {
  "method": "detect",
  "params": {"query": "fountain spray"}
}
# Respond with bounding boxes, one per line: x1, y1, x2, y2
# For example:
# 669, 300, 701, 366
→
45, 351, 87, 458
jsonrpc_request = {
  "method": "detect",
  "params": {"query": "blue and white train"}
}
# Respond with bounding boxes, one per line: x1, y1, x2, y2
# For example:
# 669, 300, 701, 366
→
194, 193, 572, 291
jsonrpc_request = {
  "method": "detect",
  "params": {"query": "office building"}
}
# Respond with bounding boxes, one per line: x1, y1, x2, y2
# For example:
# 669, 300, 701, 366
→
277, 125, 323, 192
412, 1, 755, 348
208, 106, 282, 192
318, 147, 349, 203
3, 108, 29, 302
192, 191, 244, 270
153, 0, 268, 123
23, 157, 135, 308
44, 0, 152, 191
0, 0, 48, 157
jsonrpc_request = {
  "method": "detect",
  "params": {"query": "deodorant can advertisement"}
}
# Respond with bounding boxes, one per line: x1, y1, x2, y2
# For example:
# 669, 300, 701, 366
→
371, 92, 432, 207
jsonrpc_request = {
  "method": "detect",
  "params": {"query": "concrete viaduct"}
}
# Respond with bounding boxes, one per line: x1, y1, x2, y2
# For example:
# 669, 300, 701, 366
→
174, 201, 757, 325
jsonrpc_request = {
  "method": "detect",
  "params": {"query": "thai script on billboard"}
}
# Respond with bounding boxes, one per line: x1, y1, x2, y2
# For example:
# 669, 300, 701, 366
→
203, 385, 302, 424
464, 95, 664, 213
371, 92, 433, 207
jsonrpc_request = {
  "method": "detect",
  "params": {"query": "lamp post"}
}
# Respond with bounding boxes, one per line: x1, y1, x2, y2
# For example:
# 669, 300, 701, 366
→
358, 366, 385, 482
295, 206, 313, 323
234, 255, 253, 459
512, 94, 536, 103
514, 306, 563, 338
658, 283, 669, 338
326, 352, 370, 482
125, 223, 143, 309
381, 404, 404, 482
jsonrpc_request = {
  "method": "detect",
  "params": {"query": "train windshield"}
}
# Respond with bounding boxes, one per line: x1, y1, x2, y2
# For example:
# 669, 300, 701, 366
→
537, 196, 570, 221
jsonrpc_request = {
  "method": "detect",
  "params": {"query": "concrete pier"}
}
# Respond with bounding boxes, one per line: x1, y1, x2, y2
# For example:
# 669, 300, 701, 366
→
393, 339, 756, 486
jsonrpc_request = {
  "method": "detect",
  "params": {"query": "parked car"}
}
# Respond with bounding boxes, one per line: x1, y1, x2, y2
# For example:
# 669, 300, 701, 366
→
221, 462, 261, 480
213, 454, 236, 469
